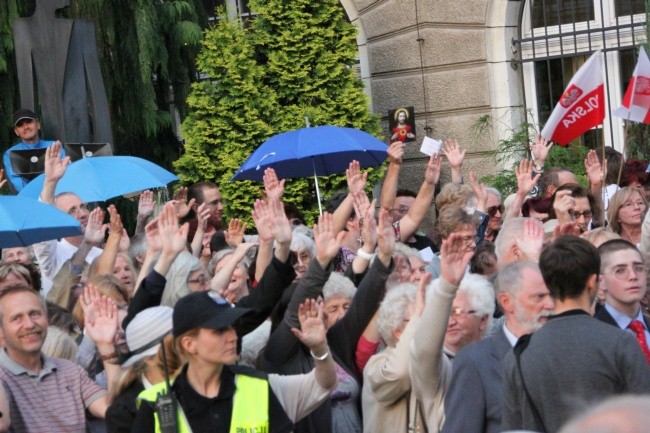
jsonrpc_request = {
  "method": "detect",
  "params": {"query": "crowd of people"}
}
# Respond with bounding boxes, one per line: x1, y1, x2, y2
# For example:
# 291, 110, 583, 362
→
1, 108, 650, 433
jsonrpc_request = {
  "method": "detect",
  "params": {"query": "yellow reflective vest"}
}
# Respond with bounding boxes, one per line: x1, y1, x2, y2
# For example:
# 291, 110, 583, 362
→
137, 374, 269, 433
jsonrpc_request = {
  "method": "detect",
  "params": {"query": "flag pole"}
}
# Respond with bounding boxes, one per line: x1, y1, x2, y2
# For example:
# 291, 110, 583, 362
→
618, 48, 641, 186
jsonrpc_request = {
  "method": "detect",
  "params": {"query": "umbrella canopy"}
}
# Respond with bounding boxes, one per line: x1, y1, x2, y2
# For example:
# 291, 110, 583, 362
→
232, 125, 388, 182
0, 196, 82, 248
19, 156, 178, 203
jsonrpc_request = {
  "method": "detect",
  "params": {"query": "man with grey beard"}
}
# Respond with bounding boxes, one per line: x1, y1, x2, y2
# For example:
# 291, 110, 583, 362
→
441, 261, 554, 433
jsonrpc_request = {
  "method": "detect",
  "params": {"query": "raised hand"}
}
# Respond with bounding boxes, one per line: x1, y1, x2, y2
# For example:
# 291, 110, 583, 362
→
515, 218, 544, 262
515, 159, 541, 196
144, 217, 162, 254
553, 221, 581, 240
263, 168, 285, 202
440, 232, 474, 287
424, 153, 442, 185
44, 141, 70, 182
584, 149, 604, 188
268, 198, 292, 245
376, 208, 395, 263
530, 135, 552, 165
291, 299, 327, 353
84, 293, 118, 347
352, 192, 377, 251
346, 160, 368, 194
251, 199, 273, 243
225, 218, 247, 247
171, 187, 195, 219
79, 284, 102, 325
232, 242, 258, 263
196, 202, 211, 232
0, 168, 7, 189
409, 272, 431, 318
468, 171, 488, 212
553, 189, 575, 223
387, 141, 405, 165
159, 202, 189, 257
84, 207, 106, 245
138, 190, 155, 219
313, 212, 345, 267
442, 139, 466, 169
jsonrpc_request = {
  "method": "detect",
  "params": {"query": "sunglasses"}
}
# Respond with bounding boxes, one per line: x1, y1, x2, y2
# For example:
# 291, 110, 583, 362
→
487, 205, 504, 217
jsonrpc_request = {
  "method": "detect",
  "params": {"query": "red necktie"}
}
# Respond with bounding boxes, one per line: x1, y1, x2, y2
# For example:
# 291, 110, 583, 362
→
628, 320, 650, 364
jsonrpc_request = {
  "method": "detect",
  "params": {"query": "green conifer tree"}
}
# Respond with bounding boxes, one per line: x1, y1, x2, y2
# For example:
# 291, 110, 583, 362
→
175, 0, 383, 224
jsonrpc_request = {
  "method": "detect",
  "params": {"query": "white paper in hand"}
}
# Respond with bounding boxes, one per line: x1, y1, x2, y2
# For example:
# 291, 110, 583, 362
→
420, 136, 442, 156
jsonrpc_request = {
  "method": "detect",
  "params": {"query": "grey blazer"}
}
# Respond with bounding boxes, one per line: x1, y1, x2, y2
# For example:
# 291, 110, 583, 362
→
441, 327, 512, 433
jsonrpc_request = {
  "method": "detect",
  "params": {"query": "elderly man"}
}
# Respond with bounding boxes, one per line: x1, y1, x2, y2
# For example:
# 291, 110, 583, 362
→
0, 247, 33, 265
441, 261, 554, 433
0, 285, 112, 432
32, 142, 102, 295
502, 236, 650, 433
3, 109, 61, 192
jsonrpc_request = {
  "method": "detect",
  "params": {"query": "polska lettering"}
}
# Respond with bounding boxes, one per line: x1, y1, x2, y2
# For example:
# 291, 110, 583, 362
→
236, 427, 268, 433
562, 96, 599, 128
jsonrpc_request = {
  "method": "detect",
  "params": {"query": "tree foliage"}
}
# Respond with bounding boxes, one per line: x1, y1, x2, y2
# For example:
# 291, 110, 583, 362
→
0, 0, 204, 170
174, 0, 383, 225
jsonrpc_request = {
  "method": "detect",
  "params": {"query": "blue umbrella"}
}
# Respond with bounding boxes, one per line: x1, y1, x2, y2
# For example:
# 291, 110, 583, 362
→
232, 126, 388, 213
0, 196, 82, 248
19, 156, 178, 203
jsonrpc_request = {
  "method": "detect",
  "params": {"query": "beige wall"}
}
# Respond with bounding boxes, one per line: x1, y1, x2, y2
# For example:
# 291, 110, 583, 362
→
345, 0, 524, 196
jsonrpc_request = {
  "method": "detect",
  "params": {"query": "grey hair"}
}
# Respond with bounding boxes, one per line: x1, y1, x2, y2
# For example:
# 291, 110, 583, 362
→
322, 272, 356, 301
486, 187, 502, 201
129, 233, 147, 265
558, 395, 650, 433
161, 251, 203, 307
458, 273, 495, 330
495, 261, 540, 296
377, 283, 417, 347
207, 248, 251, 278
494, 217, 528, 261
52, 192, 80, 207
1, 246, 34, 263
42, 326, 78, 360
290, 233, 316, 257
394, 243, 419, 258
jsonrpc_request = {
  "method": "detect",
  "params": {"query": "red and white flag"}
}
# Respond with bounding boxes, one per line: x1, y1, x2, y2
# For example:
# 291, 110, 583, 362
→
540, 50, 605, 146
613, 47, 650, 123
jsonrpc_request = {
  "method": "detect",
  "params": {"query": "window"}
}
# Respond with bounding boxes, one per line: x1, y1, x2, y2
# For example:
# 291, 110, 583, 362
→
516, 0, 646, 149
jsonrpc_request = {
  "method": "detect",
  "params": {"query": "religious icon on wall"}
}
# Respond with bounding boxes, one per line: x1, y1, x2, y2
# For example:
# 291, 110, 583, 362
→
388, 106, 416, 143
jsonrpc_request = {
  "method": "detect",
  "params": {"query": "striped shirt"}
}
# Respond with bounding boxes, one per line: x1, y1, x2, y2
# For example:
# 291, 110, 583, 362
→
0, 349, 106, 433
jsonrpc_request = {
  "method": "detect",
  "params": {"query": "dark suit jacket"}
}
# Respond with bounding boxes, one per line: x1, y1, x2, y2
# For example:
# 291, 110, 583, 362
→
594, 303, 650, 330
440, 327, 512, 433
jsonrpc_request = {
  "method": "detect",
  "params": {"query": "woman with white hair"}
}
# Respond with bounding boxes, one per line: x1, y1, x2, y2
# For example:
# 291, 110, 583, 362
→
291, 232, 316, 282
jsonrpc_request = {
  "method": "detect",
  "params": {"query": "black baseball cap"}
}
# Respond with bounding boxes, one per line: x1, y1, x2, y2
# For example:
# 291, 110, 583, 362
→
172, 291, 252, 337
12, 109, 37, 126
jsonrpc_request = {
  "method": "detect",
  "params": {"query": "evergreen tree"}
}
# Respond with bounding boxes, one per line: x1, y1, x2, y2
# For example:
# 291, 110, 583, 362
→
175, 0, 383, 224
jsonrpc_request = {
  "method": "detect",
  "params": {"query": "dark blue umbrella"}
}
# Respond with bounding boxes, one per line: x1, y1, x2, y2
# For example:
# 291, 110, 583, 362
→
232, 126, 387, 212
19, 156, 178, 203
0, 196, 82, 248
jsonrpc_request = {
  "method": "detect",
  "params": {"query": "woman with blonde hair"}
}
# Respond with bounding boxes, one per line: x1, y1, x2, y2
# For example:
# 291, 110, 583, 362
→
607, 186, 647, 245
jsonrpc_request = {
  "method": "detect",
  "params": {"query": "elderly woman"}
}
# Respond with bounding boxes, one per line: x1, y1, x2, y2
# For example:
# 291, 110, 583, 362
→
0, 263, 34, 290
160, 251, 207, 307
549, 183, 602, 233
263, 210, 395, 433
132, 292, 337, 432
608, 186, 647, 245
291, 232, 316, 282
363, 233, 479, 433
208, 244, 254, 304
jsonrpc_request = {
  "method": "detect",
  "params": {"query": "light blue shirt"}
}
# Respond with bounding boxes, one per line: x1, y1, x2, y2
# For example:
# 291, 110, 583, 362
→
604, 302, 650, 342
3, 139, 58, 192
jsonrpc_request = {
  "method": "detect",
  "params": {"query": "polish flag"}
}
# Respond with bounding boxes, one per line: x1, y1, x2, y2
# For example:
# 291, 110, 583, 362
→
540, 50, 605, 146
613, 47, 650, 123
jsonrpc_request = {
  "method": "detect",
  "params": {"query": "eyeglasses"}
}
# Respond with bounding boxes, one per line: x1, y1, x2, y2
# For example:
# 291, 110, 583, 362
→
605, 264, 647, 280
571, 210, 593, 220
451, 306, 477, 319
67, 203, 89, 217
459, 235, 479, 247
487, 205, 504, 217
392, 206, 410, 215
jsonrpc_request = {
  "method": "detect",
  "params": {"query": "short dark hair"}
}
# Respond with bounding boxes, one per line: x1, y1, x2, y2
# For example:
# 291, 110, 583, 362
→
396, 189, 417, 199
521, 196, 552, 217
597, 146, 623, 185
597, 239, 641, 271
539, 236, 600, 301
187, 181, 218, 205
538, 167, 573, 196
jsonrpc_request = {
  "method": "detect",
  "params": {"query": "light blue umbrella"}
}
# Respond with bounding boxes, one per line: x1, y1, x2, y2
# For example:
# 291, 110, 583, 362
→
19, 156, 178, 203
0, 196, 82, 248
232, 125, 388, 213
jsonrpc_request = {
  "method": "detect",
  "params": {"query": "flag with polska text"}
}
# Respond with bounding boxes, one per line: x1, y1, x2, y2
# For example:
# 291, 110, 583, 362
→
540, 50, 605, 146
